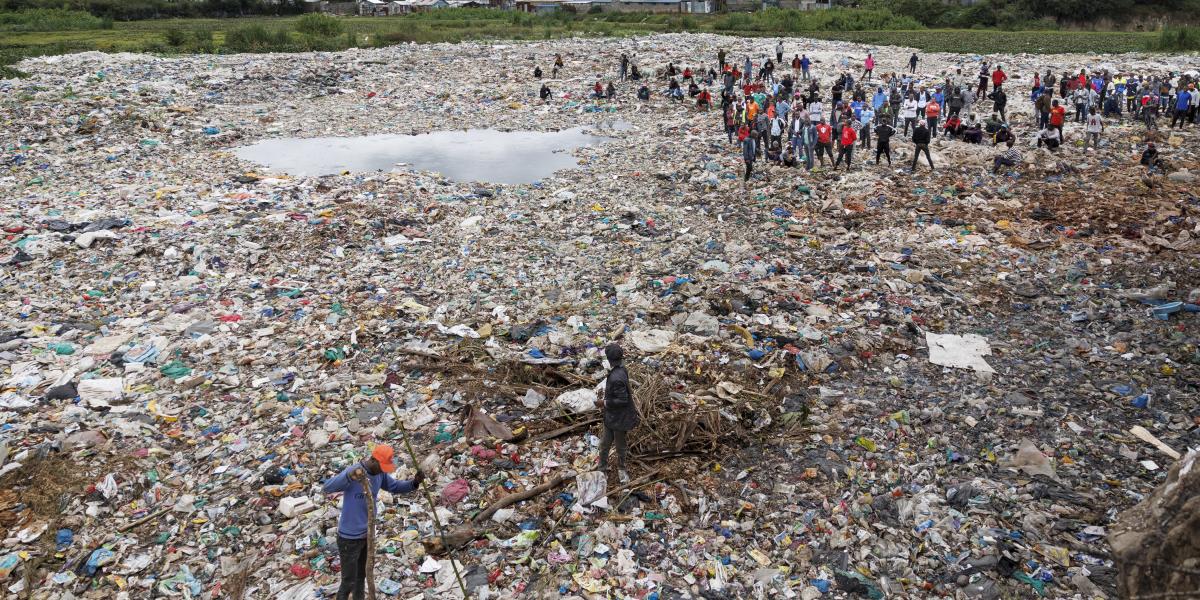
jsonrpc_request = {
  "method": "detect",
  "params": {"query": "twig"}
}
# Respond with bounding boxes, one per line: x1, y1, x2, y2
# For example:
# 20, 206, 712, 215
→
528, 417, 601, 443
118, 507, 172, 532
472, 474, 575, 524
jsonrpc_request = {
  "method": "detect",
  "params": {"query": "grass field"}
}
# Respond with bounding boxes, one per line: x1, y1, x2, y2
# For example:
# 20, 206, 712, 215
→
0, 10, 1168, 78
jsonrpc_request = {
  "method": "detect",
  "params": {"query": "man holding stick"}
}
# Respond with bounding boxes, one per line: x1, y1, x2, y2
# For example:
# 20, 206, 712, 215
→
323, 445, 425, 600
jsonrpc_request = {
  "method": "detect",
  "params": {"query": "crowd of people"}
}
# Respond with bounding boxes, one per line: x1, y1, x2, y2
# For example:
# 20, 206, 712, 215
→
533, 43, 1196, 182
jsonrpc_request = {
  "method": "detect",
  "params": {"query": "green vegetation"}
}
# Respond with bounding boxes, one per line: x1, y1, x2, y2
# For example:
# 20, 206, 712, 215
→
861, 0, 1200, 30
294, 12, 344, 38
805, 29, 1156, 55
1149, 26, 1200, 51
710, 8, 922, 33
0, 8, 1181, 80
0, 0, 306, 20
0, 7, 110, 31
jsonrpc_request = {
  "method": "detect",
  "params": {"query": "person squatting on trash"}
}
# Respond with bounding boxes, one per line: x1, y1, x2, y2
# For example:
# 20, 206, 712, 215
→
323, 445, 425, 600
595, 343, 639, 484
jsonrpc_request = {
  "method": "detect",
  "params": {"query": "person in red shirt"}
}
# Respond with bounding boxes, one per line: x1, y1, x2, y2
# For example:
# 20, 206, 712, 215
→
682, 67, 693, 82
697, 88, 711, 110
815, 119, 834, 166
924, 101, 941, 136
834, 120, 858, 170
944, 114, 962, 138
992, 65, 1007, 91
1049, 99, 1067, 140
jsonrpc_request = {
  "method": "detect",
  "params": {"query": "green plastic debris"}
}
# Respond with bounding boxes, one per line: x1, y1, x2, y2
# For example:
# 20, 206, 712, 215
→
1012, 571, 1046, 596
331, 302, 348, 316
159, 360, 192, 379
323, 348, 346, 361
48, 343, 75, 355
855, 436, 878, 452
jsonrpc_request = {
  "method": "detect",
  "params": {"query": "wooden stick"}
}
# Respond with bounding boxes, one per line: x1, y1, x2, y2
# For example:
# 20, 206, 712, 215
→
385, 395, 470, 599
1129, 425, 1181, 460
528, 417, 601, 443
472, 474, 575, 524
352, 469, 378, 600
118, 507, 172, 532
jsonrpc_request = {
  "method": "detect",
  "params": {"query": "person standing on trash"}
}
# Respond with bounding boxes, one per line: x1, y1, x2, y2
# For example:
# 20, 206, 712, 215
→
834, 118, 857, 170
718, 48, 726, 70
619, 54, 629, 81
539, 83, 551, 102
595, 343, 638, 483
742, 131, 758, 181
908, 52, 918, 74
910, 120, 934, 173
1085, 107, 1105, 149
989, 86, 1008, 123
991, 64, 1007, 92
874, 118, 895, 166
775, 40, 784, 63
323, 445, 424, 600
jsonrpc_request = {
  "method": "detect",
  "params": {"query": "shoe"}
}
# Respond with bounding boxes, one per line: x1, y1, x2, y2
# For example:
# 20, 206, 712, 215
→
618, 470, 630, 484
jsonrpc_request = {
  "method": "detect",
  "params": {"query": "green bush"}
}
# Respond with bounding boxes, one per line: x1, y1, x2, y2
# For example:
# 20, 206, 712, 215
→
186, 28, 216, 53
224, 24, 293, 52
0, 8, 108, 31
711, 8, 922, 33
164, 26, 187, 47
294, 12, 343, 37
1150, 26, 1200, 50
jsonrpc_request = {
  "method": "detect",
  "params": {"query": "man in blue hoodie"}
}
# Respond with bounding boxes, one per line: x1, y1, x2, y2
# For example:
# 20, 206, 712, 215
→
323, 445, 424, 600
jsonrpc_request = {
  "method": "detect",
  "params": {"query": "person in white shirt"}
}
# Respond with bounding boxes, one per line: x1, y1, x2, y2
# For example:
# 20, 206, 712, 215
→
901, 94, 920, 135
1084, 107, 1104, 150
1038, 126, 1061, 151
808, 98, 824, 124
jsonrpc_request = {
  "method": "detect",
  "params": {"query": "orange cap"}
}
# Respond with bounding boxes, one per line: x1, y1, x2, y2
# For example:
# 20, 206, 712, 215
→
371, 445, 397, 473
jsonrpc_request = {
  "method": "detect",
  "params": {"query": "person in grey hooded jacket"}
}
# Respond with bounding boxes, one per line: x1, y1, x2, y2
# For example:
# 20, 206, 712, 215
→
595, 343, 638, 483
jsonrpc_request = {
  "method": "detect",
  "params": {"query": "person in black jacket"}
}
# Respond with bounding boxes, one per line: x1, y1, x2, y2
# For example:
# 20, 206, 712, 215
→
874, 120, 895, 165
988, 87, 1007, 123
910, 121, 933, 172
595, 343, 638, 483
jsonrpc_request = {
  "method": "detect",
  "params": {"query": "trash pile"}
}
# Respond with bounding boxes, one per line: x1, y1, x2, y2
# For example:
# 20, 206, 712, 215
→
0, 34, 1197, 599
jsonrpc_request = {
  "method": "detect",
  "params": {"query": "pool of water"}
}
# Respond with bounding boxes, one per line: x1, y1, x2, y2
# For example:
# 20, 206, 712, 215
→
233, 124, 626, 185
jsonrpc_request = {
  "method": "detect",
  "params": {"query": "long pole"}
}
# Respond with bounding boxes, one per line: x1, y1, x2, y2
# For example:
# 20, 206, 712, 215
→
351, 470, 378, 600
387, 396, 471, 599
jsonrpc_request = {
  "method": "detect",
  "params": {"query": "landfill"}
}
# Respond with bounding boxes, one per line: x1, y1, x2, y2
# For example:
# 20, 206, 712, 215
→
1, 32, 1198, 600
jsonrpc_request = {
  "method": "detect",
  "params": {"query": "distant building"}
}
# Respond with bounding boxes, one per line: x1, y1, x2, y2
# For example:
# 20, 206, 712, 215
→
725, 0, 830, 10
515, 0, 712, 12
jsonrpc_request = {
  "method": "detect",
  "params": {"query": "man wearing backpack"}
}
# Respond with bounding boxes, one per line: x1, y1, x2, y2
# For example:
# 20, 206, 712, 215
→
595, 343, 638, 483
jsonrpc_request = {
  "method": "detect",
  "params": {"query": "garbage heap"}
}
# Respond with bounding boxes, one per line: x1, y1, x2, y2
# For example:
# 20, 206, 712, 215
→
0, 33, 1197, 600
1109, 450, 1200, 598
